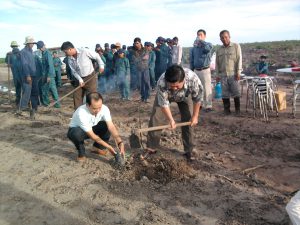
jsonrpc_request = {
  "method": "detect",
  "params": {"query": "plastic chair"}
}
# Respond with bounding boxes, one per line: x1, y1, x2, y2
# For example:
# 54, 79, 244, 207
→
292, 80, 300, 117
251, 77, 278, 122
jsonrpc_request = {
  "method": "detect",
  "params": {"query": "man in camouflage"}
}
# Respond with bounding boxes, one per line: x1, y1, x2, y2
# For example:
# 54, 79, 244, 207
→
147, 64, 203, 161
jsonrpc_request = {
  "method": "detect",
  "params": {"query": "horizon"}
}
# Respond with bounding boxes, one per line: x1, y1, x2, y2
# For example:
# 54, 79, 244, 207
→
0, 0, 300, 57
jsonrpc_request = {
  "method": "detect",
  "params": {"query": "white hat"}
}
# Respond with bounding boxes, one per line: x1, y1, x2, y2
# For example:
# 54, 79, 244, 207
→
24, 36, 36, 45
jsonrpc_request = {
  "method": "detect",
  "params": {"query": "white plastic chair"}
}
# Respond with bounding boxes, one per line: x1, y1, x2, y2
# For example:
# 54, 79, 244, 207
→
292, 80, 300, 118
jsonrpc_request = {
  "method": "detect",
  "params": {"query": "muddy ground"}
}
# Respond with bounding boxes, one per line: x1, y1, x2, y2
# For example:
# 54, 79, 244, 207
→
0, 66, 299, 225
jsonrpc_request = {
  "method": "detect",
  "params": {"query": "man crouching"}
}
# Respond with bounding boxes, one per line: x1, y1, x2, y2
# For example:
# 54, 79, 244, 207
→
67, 92, 125, 162
147, 65, 203, 161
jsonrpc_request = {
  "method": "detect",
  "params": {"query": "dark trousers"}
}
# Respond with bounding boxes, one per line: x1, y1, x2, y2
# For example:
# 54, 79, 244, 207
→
139, 69, 150, 101
13, 76, 22, 105
73, 72, 97, 110
67, 121, 110, 157
20, 76, 39, 110
147, 95, 194, 153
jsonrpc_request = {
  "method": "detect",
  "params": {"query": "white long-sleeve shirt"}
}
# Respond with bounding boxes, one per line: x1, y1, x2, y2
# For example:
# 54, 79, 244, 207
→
68, 48, 104, 83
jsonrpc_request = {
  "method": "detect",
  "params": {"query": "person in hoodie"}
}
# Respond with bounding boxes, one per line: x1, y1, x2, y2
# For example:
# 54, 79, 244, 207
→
5, 41, 22, 106
114, 49, 130, 100
36, 41, 61, 108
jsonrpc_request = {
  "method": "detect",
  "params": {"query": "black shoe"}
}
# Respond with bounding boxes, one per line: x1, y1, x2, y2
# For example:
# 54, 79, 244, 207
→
30, 109, 36, 120
183, 152, 195, 162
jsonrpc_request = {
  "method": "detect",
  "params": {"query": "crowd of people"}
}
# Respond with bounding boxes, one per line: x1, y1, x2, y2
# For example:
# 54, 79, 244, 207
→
4, 29, 299, 223
5, 29, 245, 161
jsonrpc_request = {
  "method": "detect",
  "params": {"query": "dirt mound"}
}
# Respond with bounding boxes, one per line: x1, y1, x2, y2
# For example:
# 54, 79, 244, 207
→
125, 154, 195, 184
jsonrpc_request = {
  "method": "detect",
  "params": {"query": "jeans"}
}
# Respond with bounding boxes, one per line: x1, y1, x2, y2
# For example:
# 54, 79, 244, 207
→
20, 76, 39, 110
149, 67, 156, 88
67, 121, 110, 157
139, 69, 150, 101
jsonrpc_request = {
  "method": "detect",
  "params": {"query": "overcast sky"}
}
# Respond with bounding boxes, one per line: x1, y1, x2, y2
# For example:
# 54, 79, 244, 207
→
0, 0, 299, 57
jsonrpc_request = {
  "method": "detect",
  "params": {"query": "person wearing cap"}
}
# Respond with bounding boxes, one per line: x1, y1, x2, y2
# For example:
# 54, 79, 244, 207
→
114, 49, 131, 100
166, 38, 173, 68
154, 36, 169, 82
19, 36, 39, 119
122, 45, 129, 58
172, 37, 182, 65
60, 41, 105, 109
131, 37, 151, 102
52, 51, 62, 88
215, 30, 242, 115
95, 44, 107, 94
256, 55, 269, 74
146, 65, 203, 161
103, 43, 114, 92
190, 29, 214, 112
37, 41, 61, 108
145, 42, 156, 90
5, 41, 22, 106
127, 46, 139, 91
33, 50, 44, 105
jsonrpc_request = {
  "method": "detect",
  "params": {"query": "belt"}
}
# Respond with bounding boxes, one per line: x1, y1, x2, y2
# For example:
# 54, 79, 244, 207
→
195, 66, 209, 71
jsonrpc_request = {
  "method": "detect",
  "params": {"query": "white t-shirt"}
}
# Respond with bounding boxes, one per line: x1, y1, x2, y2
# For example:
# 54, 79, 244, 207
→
69, 104, 112, 132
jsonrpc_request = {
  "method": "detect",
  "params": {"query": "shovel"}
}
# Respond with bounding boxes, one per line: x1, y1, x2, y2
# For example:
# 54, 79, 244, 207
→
129, 121, 191, 149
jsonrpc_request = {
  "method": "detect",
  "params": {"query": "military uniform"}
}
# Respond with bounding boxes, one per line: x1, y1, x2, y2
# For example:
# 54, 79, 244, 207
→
41, 49, 60, 108
115, 56, 130, 99
53, 56, 62, 87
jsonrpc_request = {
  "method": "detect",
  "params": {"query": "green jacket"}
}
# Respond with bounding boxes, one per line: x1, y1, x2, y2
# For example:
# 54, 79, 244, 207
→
115, 57, 130, 76
53, 57, 62, 72
42, 49, 55, 78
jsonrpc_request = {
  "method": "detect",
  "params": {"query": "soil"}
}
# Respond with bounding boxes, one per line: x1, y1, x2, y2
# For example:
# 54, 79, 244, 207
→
0, 65, 299, 225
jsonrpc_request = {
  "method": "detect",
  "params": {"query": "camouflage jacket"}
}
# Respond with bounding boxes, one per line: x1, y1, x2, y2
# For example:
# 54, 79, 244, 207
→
156, 68, 203, 107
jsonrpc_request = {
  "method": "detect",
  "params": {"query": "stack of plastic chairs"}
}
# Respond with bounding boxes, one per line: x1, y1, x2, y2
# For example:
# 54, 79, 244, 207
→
251, 75, 278, 122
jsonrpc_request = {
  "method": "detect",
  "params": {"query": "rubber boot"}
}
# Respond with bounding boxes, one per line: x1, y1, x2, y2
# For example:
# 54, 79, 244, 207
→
234, 97, 241, 116
222, 98, 231, 115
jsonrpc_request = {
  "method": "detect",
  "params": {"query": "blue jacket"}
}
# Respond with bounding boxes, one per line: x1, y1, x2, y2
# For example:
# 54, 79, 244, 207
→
20, 46, 36, 77
10, 48, 22, 78
190, 40, 213, 70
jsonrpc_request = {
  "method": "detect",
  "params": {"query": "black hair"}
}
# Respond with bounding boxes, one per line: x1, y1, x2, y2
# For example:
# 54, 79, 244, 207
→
134, 37, 141, 43
61, 41, 74, 51
219, 30, 230, 37
197, 29, 206, 35
86, 92, 103, 105
165, 65, 185, 83
173, 36, 178, 41
260, 55, 267, 59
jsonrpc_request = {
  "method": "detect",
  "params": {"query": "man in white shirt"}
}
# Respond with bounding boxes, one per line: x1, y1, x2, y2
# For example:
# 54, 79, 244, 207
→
67, 92, 125, 162
61, 41, 105, 109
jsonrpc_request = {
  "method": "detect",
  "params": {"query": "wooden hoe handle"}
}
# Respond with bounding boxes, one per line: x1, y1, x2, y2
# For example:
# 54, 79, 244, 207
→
135, 121, 191, 134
